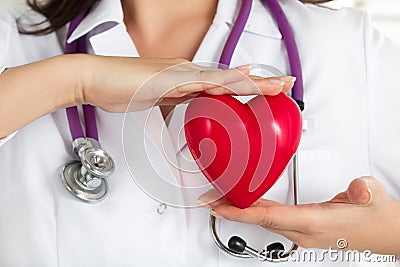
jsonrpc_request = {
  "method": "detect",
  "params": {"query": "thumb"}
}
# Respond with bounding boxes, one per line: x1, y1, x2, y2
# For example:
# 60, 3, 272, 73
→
346, 176, 386, 206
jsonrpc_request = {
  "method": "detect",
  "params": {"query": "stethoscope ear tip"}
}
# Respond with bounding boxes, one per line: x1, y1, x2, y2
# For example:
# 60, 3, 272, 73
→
228, 235, 286, 259
228, 236, 247, 253
266, 242, 285, 256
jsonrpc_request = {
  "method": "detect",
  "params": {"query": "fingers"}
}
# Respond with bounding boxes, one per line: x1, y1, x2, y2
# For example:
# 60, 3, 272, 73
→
197, 190, 283, 209
173, 66, 251, 94
140, 60, 297, 111
330, 177, 386, 206
211, 203, 315, 232
170, 64, 295, 97
345, 178, 372, 205
197, 190, 311, 232
197, 189, 232, 207
346, 176, 387, 206
252, 76, 295, 94
252, 198, 282, 207
199, 75, 295, 96
329, 177, 388, 206
172, 75, 295, 97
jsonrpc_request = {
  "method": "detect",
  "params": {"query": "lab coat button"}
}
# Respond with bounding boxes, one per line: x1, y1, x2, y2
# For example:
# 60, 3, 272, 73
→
157, 203, 167, 215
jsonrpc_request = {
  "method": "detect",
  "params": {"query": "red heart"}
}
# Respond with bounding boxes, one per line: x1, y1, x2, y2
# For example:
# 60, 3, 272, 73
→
184, 93, 302, 208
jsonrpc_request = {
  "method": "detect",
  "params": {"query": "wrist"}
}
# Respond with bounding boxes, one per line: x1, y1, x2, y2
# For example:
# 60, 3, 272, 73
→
54, 54, 93, 108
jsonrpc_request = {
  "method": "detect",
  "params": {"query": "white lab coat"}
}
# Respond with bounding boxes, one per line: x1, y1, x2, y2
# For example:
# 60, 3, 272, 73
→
0, 0, 399, 266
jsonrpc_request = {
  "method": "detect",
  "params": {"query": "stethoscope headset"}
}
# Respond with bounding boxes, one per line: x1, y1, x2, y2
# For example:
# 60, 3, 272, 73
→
60, 0, 305, 262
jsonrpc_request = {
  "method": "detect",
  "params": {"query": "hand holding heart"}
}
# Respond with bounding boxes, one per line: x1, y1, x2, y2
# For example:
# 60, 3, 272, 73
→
199, 177, 400, 257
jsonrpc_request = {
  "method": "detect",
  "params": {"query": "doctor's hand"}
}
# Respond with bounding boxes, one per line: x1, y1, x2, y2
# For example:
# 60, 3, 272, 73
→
199, 177, 400, 257
77, 55, 295, 112
0, 54, 294, 139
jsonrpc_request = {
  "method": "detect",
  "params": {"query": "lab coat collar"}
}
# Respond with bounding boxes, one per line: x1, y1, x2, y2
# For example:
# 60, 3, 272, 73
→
67, 0, 282, 44
216, 0, 282, 39
67, 0, 123, 43
67, 0, 283, 155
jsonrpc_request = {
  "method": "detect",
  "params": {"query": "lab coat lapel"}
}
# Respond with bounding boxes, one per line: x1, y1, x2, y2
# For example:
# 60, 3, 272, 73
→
89, 24, 138, 57
128, 108, 183, 186
67, 0, 123, 44
88, 24, 183, 192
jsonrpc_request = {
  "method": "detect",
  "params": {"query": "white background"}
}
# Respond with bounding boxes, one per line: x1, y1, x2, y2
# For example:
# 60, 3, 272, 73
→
0, 0, 399, 43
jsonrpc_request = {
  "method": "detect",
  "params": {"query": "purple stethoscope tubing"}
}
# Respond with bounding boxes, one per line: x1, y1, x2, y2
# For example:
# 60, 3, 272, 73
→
64, 0, 304, 143
220, 0, 305, 110
61, 11, 113, 203
64, 12, 99, 141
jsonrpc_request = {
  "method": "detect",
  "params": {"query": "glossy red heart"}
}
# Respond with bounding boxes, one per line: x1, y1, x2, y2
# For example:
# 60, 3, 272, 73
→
184, 93, 302, 208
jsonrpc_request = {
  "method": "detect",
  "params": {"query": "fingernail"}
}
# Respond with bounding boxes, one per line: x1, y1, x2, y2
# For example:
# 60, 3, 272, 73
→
362, 177, 373, 205
195, 199, 210, 208
269, 79, 285, 86
211, 210, 225, 219
280, 76, 297, 83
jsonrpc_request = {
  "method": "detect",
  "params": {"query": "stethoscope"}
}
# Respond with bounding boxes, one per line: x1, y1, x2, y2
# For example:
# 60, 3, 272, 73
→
60, 0, 305, 261
60, 11, 115, 202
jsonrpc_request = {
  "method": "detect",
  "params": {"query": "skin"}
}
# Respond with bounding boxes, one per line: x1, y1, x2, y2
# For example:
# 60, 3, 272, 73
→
199, 177, 400, 257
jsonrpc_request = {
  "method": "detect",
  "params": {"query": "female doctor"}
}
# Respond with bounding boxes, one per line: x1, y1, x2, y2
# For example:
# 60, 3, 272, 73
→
1, 0, 400, 267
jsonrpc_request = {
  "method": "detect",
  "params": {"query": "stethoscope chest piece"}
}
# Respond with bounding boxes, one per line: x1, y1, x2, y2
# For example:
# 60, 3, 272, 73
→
61, 138, 114, 203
